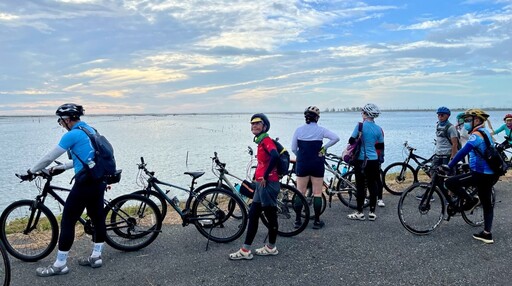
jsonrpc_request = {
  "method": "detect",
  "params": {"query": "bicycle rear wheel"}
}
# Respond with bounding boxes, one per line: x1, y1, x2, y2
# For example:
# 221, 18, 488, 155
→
0, 200, 58, 262
192, 188, 247, 243
132, 189, 168, 221
383, 162, 417, 195
336, 171, 370, 209
0, 240, 10, 286
398, 183, 445, 235
462, 187, 496, 227
104, 194, 162, 251
261, 184, 310, 237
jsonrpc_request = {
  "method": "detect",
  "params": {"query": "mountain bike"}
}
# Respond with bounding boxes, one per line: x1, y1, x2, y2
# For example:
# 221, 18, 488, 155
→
397, 167, 494, 235
382, 141, 434, 195
0, 168, 162, 262
193, 150, 310, 237
133, 157, 248, 243
0, 240, 10, 286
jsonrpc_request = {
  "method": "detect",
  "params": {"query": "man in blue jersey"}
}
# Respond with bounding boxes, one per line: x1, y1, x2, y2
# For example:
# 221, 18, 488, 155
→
19, 103, 107, 276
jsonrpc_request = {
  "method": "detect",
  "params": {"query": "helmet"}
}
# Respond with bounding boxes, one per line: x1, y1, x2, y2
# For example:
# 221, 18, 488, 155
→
55, 103, 84, 118
464, 108, 489, 121
503, 114, 512, 121
250, 113, 270, 132
436, 106, 451, 115
456, 112, 465, 120
362, 103, 381, 118
304, 106, 320, 117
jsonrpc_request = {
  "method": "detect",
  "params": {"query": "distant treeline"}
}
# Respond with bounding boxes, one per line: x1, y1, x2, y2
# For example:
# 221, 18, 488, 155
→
323, 107, 511, 113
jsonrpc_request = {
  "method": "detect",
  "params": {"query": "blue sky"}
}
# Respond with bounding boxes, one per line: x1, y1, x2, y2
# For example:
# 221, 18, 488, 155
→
0, 0, 510, 115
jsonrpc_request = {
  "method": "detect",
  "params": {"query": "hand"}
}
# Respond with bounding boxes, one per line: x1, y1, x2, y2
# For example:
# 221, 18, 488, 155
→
17, 169, 35, 181
319, 147, 326, 157
258, 177, 267, 187
438, 164, 452, 175
378, 154, 385, 163
50, 164, 66, 175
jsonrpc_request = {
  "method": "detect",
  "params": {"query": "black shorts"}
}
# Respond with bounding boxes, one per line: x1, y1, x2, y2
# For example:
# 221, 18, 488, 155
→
295, 158, 325, 177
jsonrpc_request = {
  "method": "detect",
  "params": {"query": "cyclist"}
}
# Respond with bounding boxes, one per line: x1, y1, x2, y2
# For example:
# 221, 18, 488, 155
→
347, 103, 384, 221
456, 112, 470, 147
19, 104, 108, 276
435, 106, 459, 165
291, 106, 339, 229
492, 113, 512, 151
445, 108, 498, 244
229, 113, 280, 260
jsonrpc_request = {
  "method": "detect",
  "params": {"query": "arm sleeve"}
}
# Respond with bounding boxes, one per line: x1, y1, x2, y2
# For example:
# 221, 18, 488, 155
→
448, 143, 472, 168
291, 130, 299, 156
264, 149, 280, 180
322, 128, 340, 149
29, 146, 67, 173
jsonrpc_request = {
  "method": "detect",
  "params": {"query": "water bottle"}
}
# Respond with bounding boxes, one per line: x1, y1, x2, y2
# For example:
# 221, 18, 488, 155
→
234, 183, 249, 203
341, 165, 348, 175
332, 164, 337, 171
171, 196, 180, 206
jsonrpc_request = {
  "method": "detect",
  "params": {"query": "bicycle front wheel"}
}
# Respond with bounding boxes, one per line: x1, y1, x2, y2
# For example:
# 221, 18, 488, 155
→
383, 162, 417, 195
104, 194, 162, 251
336, 171, 369, 209
192, 188, 247, 243
132, 189, 168, 221
0, 200, 59, 262
261, 184, 310, 237
0, 240, 11, 286
397, 183, 445, 235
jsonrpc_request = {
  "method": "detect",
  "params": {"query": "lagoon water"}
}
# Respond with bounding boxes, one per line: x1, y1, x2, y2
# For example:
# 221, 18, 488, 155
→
0, 111, 508, 211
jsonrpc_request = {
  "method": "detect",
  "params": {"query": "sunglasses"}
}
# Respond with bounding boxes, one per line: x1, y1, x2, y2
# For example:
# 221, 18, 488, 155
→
464, 117, 473, 123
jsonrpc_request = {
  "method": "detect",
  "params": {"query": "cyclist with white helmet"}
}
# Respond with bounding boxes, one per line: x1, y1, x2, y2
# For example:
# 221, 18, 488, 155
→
347, 103, 384, 221
291, 106, 339, 229
19, 103, 108, 276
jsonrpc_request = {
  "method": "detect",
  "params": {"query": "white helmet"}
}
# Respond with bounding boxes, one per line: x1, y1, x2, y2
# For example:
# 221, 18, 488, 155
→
362, 103, 380, 118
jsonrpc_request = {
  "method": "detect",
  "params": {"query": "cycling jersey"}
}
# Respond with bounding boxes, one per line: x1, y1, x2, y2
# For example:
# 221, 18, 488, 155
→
351, 120, 384, 161
493, 124, 512, 144
58, 121, 96, 174
254, 136, 279, 182
448, 128, 494, 174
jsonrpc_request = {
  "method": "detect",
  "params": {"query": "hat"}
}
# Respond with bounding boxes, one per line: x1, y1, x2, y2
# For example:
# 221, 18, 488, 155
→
251, 117, 263, 123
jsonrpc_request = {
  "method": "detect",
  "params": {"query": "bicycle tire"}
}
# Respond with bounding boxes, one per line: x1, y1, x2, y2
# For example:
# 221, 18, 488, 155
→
192, 188, 247, 243
461, 187, 496, 227
383, 162, 417, 195
0, 200, 59, 262
0, 240, 10, 286
104, 194, 162, 252
397, 183, 445, 235
336, 171, 370, 209
261, 184, 310, 237
132, 189, 168, 221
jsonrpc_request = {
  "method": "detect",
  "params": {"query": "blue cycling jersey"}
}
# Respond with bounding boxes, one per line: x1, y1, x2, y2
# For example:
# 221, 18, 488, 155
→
449, 128, 494, 174
58, 121, 96, 174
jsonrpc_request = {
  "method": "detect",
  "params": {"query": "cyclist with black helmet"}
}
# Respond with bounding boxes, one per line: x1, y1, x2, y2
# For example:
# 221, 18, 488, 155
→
229, 113, 280, 260
347, 103, 384, 221
445, 108, 498, 244
291, 106, 339, 229
19, 103, 108, 276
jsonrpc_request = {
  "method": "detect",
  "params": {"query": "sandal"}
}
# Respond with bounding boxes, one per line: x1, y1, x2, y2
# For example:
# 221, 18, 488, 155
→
229, 249, 253, 260
36, 264, 70, 277
255, 245, 278, 256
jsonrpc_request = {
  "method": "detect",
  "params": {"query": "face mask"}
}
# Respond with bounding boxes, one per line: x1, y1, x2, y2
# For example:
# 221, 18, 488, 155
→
464, 122, 473, 132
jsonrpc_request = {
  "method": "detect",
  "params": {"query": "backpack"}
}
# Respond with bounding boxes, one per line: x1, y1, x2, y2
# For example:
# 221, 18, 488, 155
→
474, 130, 508, 176
342, 122, 363, 164
272, 139, 291, 176
75, 126, 122, 184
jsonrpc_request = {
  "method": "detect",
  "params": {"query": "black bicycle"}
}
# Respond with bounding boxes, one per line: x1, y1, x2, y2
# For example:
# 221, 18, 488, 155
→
382, 141, 434, 195
0, 240, 10, 286
0, 168, 162, 262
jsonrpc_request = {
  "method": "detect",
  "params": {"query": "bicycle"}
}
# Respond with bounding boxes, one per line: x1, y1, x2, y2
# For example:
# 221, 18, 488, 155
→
0, 240, 10, 286
382, 141, 435, 195
397, 167, 494, 235
0, 167, 162, 262
193, 150, 310, 237
133, 157, 248, 243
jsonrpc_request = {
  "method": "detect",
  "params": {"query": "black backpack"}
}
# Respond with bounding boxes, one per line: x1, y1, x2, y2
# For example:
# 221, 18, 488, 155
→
269, 138, 290, 176
474, 130, 508, 176
75, 126, 121, 184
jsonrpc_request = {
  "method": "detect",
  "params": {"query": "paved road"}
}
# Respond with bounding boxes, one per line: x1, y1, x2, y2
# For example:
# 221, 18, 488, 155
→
8, 178, 512, 286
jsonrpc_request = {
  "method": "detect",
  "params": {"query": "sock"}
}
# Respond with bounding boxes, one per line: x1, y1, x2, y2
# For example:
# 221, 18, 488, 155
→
313, 196, 322, 222
92, 242, 104, 258
293, 196, 303, 221
241, 244, 251, 252
54, 250, 69, 267
266, 243, 275, 249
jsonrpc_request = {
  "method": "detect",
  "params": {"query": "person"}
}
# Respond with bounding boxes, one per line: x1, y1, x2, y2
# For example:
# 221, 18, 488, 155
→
445, 108, 499, 244
291, 106, 339, 229
492, 113, 512, 150
229, 113, 280, 260
19, 104, 108, 276
456, 112, 470, 147
434, 107, 459, 166
347, 103, 384, 221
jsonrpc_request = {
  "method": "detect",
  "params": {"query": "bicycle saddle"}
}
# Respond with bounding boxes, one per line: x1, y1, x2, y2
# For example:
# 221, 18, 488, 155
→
184, 171, 205, 179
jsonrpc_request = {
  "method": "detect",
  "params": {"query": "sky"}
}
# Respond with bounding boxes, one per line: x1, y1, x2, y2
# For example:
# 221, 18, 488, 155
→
0, 0, 511, 115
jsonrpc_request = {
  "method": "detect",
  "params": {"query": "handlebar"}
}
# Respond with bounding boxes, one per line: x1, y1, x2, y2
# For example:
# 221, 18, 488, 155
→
211, 152, 226, 169
16, 168, 61, 182
137, 157, 155, 177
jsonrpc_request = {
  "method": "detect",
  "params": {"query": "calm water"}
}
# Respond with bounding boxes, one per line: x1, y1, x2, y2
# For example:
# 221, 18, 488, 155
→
0, 111, 508, 211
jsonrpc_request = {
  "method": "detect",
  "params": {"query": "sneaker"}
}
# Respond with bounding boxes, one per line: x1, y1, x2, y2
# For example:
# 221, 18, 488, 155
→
347, 212, 365, 221
473, 231, 494, 244
463, 197, 480, 212
377, 199, 385, 207
229, 248, 253, 260
294, 219, 302, 229
78, 256, 103, 268
36, 264, 70, 277
368, 212, 377, 221
255, 245, 279, 256
312, 220, 325, 229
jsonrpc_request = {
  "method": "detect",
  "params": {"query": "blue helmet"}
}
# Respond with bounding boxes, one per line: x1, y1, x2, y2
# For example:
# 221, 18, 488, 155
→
436, 106, 451, 115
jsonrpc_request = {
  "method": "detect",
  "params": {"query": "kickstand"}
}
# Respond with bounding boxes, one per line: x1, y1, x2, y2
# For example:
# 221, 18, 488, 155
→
204, 219, 215, 251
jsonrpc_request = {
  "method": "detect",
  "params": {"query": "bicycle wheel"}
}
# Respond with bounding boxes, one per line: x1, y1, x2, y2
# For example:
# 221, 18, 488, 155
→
336, 171, 370, 209
0, 240, 11, 286
192, 188, 247, 243
0, 200, 59, 262
383, 162, 417, 195
104, 194, 162, 251
462, 187, 496, 227
398, 183, 445, 235
195, 182, 245, 219
132, 189, 168, 221
261, 184, 310, 237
